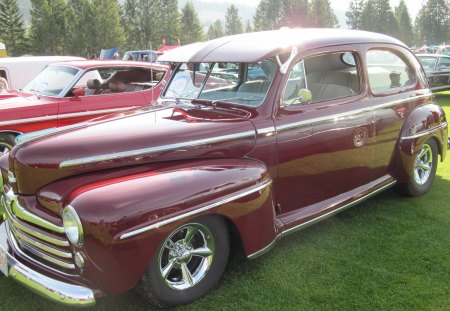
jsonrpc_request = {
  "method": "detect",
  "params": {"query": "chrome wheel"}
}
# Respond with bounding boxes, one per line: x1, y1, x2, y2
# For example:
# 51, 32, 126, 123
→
414, 143, 433, 185
159, 223, 215, 290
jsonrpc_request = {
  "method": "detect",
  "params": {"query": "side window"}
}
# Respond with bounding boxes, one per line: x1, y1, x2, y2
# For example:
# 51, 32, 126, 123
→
282, 61, 307, 105
367, 49, 415, 93
282, 51, 360, 105
438, 57, 450, 69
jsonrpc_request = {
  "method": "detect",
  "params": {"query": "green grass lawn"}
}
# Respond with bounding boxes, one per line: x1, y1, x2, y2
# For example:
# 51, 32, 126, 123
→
1, 95, 450, 311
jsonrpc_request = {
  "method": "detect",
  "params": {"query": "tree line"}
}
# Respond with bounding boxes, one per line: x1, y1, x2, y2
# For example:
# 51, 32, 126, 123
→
0, 0, 449, 57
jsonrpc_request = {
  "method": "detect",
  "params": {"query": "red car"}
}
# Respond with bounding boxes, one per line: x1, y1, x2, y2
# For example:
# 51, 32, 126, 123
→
0, 29, 448, 307
0, 60, 169, 154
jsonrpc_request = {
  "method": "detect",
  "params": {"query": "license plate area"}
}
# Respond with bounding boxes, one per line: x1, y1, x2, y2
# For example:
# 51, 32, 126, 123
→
0, 246, 8, 277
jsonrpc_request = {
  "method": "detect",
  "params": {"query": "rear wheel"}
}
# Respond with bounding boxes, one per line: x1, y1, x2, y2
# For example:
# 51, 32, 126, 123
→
0, 133, 15, 155
137, 216, 229, 307
396, 138, 438, 196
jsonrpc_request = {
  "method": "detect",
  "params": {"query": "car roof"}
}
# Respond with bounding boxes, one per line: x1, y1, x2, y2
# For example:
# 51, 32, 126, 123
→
0, 56, 85, 64
159, 28, 406, 63
48, 60, 168, 70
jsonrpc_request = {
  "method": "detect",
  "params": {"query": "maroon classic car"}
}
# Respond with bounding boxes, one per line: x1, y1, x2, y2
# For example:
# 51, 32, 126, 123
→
0, 60, 169, 154
0, 29, 448, 307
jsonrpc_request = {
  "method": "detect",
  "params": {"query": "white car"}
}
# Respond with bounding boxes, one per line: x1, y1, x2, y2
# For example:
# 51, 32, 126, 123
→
0, 56, 85, 91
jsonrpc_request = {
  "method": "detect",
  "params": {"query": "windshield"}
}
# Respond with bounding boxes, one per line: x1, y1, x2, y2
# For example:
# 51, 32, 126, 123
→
23, 65, 79, 96
163, 59, 277, 107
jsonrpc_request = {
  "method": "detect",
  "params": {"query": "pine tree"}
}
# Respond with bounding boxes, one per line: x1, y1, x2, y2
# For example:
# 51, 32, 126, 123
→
253, 0, 309, 31
308, 0, 339, 28
225, 4, 243, 35
180, 1, 204, 44
415, 0, 449, 45
207, 19, 224, 40
346, 0, 364, 30
245, 19, 253, 33
29, 0, 67, 55
360, 0, 398, 37
158, 0, 180, 47
122, 0, 141, 50
88, 0, 125, 54
0, 0, 27, 56
395, 0, 414, 46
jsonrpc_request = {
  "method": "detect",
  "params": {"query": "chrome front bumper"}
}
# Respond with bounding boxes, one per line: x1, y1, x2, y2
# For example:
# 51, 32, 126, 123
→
0, 219, 96, 306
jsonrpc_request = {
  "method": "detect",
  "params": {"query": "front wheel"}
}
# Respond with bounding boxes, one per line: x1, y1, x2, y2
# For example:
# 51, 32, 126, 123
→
137, 216, 229, 307
0, 134, 15, 155
396, 138, 438, 197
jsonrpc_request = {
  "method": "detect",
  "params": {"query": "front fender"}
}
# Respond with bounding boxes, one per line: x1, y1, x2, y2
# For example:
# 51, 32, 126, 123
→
395, 103, 448, 182
45, 158, 275, 296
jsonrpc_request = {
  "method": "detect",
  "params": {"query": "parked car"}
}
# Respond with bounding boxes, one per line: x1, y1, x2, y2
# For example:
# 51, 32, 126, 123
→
0, 56, 85, 90
416, 53, 450, 92
0, 29, 448, 307
0, 60, 169, 154
123, 50, 158, 63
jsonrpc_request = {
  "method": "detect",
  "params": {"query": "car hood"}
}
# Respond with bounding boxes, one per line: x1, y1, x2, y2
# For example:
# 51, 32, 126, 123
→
0, 92, 47, 110
9, 106, 257, 194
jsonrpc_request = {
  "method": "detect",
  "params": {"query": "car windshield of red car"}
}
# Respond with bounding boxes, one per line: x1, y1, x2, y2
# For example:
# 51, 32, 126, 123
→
163, 59, 276, 107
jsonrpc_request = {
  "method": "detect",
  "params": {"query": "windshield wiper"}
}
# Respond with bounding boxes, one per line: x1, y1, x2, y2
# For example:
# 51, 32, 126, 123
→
211, 96, 263, 106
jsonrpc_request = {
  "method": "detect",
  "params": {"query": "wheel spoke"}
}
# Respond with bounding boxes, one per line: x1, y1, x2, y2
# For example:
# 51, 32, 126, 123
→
181, 262, 194, 286
418, 163, 431, 172
418, 148, 427, 159
184, 226, 198, 244
161, 259, 176, 279
190, 247, 213, 258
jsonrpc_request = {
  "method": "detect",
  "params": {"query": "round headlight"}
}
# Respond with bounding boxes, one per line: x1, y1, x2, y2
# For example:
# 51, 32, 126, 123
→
63, 205, 84, 246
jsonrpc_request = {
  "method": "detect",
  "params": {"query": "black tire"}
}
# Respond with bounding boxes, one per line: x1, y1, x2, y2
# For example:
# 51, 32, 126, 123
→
0, 133, 15, 155
137, 215, 229, 307
396, 138, 438, 197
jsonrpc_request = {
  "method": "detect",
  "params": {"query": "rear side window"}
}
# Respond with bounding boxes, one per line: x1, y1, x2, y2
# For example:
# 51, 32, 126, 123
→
367, 49, 415, 93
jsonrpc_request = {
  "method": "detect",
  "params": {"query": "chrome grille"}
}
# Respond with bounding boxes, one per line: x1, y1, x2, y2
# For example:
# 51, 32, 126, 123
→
1, 190, 75, 271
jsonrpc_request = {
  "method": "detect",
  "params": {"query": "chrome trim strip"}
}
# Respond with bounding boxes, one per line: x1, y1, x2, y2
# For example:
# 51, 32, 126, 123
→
3, 197, 68, 246
5, 221, 76, 276
276, 93, 432, 132
1, 223, 95, 306
3, 190, 64, 234
60, 130, 256, 168
57, 106, 140, 120
247, 180, 397, 259
18, 240, 75, 270
257, 126, 276, 135
281, 181, 397, 237
120, 179, 272, 240
0, 115, 57, 127
13, 229, 72, 259
12, 218, 69, 246
0, 106, 139, 127
401, 122, 448, 140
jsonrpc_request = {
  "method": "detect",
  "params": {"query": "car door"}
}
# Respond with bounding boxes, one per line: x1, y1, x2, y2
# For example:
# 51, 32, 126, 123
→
57, 68, 147, 127
274, 48, 376, 223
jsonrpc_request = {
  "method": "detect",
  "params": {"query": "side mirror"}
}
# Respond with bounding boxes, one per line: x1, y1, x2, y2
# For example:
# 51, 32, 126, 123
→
72, 87, 85, 97
297, 88, 312, 103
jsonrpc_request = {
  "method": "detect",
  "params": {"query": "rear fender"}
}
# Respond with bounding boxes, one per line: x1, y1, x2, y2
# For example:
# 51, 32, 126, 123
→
52, 158, 276, 295
395, 103, 448, 182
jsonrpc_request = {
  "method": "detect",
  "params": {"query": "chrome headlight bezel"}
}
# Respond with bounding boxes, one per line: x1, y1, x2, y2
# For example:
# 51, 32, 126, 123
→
62, 205, 84, 247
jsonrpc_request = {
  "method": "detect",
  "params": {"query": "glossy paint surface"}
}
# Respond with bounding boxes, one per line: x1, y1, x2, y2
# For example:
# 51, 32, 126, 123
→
1, 30, 448, 299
